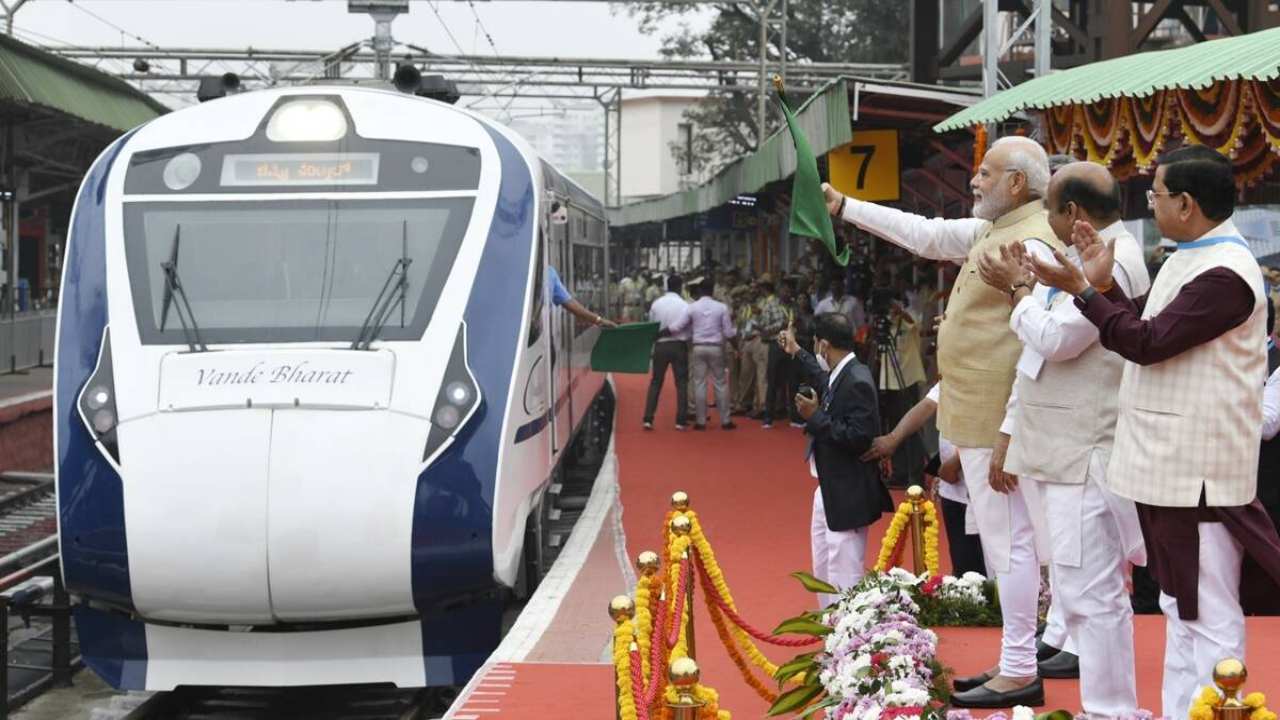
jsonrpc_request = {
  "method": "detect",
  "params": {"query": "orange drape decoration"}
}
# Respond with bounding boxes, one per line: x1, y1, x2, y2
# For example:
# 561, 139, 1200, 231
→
1036, 79, 1279, 189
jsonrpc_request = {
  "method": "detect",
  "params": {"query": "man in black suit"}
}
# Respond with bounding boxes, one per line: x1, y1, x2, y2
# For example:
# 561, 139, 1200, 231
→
782, 312, 894, 607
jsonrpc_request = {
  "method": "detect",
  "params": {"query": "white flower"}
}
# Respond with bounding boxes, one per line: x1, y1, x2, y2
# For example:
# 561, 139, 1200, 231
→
1012, 705, 1035, 720
961, 571, 987, 585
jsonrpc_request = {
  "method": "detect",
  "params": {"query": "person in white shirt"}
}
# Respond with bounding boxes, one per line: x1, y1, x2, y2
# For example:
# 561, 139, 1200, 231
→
814, 276, 867, 329
977, 161, 1150, 718
643, 276, 692, 430
670, 278, 738, 430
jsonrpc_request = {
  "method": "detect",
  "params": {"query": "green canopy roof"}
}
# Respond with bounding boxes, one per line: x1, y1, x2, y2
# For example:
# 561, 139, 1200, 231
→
934, 26, 1280, 133
0, 33, 166, 132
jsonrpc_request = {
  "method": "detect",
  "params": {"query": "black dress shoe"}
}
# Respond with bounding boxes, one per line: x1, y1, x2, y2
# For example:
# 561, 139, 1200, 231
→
952, 671, 995, 694
1036, 639, 1061, 662
950, 678, 1045, 709
1038, 650, 1079, 679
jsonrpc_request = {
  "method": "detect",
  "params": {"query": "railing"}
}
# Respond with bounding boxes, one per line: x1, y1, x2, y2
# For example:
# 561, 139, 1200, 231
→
0, 312, 56, 375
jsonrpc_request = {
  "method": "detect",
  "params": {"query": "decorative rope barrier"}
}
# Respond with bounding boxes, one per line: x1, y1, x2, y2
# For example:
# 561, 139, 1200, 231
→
610, 490, 825, 720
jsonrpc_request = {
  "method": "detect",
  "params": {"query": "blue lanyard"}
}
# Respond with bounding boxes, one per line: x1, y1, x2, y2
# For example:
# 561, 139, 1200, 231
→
1045, 287, 1062, 306
1177, 235, 1250, 251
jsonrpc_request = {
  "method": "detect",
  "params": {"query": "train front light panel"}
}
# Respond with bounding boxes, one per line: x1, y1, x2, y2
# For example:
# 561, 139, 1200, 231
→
161, 152, 202, 191
265, 99, 348, 143
77, 328, 121, 463
423, 323, 480, 464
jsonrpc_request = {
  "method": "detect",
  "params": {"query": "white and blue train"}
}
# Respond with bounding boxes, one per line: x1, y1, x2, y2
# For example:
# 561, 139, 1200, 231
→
55, 86, 610, 690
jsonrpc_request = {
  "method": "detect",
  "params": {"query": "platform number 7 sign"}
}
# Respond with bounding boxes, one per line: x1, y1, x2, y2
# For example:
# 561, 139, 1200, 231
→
828, 129, 900, 202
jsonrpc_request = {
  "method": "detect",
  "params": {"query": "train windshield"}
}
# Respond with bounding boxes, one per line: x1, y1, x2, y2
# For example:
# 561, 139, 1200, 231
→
123, 197, 475, 345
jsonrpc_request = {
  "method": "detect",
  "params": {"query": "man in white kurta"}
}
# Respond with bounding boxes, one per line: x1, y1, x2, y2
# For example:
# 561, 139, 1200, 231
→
823, 137, 1058, 707
978, 162, 1149, 718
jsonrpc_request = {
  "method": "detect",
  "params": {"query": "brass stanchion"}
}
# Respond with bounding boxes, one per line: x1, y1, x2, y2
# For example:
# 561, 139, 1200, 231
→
610, 595, 637, 720
666, 657, 704, 720
907, 485, 926, 575
1214, 658, 1249, 720
670, 514, 695, 661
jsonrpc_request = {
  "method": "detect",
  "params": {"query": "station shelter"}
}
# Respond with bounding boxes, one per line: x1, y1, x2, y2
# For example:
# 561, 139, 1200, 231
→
0, 33, 165, 371
605, 77, 983, 301
935, 25, 1280, 259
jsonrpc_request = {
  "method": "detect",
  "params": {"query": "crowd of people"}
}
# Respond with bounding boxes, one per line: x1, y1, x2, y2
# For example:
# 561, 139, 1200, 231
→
604, 136, 1280, 719
612, 256, 937, 485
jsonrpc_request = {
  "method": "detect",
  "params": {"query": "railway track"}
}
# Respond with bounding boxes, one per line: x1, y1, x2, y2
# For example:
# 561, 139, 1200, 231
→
121, 686, 458, 720
0, 470, 79, 720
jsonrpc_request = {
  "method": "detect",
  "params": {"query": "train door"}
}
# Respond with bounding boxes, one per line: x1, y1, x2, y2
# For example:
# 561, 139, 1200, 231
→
548, 196, 573, 455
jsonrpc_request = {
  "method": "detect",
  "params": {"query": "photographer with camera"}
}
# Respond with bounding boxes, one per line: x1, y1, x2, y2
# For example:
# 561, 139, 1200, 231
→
781, 314, 894, 608
867, 279, 928, 488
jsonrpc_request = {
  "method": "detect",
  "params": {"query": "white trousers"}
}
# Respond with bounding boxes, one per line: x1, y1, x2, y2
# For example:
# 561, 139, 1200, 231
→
958, 447, 1040, 677
1040, 574, 1077, 656
1043, 464, 1140, 719
1159, 523, 1245, 719
810, 487, 869, 608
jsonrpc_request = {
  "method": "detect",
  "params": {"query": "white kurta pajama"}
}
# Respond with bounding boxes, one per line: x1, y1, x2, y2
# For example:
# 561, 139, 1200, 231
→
839, 201, 1055, 680
1001, 223, 1151, 717
808, 353, 868, 608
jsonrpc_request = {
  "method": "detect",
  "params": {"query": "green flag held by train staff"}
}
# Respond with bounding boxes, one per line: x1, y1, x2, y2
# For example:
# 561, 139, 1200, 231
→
774, 77, 849, 267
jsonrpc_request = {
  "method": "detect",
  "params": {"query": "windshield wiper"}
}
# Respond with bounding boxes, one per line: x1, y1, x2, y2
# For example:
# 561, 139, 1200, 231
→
350, 221, 412, 351
159, 224, 208, 353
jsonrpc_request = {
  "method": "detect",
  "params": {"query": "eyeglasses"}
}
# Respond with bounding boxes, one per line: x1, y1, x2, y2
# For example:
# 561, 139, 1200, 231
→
1146, 189, 1183, 208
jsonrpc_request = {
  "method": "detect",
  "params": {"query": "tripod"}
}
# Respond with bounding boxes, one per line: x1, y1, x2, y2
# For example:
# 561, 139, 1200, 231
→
873, 315, 923, 489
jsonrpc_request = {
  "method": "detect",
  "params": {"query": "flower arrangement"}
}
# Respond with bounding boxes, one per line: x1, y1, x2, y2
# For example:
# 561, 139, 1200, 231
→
878, 567, 1001, 628
766, 573, 953, 719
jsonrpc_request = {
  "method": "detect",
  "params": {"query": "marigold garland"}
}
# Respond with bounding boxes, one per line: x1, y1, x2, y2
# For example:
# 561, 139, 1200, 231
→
1190, 686, 1278, 720
614, 620, 639, 720
635, 570, 655, 683
686, 511, 788, 680
874, 500, 941, 577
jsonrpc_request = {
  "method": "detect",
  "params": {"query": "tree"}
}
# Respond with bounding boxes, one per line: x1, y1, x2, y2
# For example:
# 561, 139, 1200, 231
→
627, 0, 910, 177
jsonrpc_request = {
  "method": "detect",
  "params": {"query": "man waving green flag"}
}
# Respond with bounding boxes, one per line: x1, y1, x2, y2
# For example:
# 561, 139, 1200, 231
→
775, 76, 849, 267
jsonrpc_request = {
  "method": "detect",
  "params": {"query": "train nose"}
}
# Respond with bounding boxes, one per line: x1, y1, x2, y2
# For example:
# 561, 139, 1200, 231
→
119, 409, 275, 623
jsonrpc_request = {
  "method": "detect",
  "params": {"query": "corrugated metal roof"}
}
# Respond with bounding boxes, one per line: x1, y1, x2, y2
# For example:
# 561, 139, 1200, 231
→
609, 77, 980, 228
934, 26, 1280, 133
0, 33, 166, 131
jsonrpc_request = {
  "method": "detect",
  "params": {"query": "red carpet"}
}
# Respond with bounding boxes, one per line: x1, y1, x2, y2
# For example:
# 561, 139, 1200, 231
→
613, 373, 1280, 717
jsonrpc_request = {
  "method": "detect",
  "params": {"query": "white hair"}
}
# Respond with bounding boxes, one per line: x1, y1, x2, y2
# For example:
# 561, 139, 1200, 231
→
991, 136, 1050, 199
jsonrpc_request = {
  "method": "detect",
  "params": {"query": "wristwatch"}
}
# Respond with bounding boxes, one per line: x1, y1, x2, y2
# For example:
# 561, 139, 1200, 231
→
1076, 286, 1098, 302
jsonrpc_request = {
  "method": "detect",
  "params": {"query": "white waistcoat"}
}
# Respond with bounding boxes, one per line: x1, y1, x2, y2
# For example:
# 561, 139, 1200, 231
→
1108, 235, 1266, 507
1005, 230, 1152, 484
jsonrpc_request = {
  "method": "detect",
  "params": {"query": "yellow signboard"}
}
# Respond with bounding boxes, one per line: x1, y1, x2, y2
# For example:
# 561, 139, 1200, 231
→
828, 130, 900, 202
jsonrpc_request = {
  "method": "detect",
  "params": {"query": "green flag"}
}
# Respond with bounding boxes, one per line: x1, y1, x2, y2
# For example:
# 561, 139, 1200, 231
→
776, 84, 848, 267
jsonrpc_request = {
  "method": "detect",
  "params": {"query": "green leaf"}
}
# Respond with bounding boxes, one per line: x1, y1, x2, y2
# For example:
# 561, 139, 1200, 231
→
791, 571, 839, 595
1036, 710, 1074, 720
771, 618, 833, 637
795, 697, 840, 720
765, 683, 824, 717
773, 654, 817, 685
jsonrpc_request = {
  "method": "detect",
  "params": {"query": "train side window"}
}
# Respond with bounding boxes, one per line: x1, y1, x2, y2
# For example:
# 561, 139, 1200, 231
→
527, 233, 544, 347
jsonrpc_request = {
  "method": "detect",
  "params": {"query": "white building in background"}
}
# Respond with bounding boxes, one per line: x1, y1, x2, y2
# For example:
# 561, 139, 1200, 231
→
509, 111, 604, 174
619, 91, 706, 203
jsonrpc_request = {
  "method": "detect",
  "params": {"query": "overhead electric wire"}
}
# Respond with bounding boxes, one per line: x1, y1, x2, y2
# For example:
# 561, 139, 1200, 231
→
64, 0, 163, 50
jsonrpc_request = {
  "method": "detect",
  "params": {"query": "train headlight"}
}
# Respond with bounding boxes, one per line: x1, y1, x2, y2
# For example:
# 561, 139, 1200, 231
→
445, 381, 472, 406
162, 152, 202, 191
91, 409, 117, 434
422, 323, 481, 465
85, 386, 111, 410
77, 328, 121, 464
434, 405, 461, 430
266, 99, 348, 143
